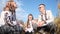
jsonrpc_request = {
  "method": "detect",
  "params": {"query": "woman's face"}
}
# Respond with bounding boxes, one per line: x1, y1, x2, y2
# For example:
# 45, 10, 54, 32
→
5, 7, 9, 11
28, 15, 33, 21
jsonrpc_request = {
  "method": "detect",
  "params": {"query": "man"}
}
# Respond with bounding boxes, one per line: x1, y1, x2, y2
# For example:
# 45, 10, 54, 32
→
37, 4, 56, 34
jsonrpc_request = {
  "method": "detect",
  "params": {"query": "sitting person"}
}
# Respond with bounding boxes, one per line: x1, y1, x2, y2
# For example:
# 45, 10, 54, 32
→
37, 4, 56, 34
6, 0, 17, 21
24, 14, 34, 34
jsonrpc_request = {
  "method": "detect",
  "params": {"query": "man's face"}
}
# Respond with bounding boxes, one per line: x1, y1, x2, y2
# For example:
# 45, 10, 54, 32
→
39, 5, 45, 12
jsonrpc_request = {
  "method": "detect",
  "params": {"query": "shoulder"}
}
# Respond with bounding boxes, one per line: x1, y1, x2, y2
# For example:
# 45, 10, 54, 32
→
4, 11, 11, 14
1, 11, 4, 13
46, 10, 52, 13
46, 10, 52, 14
1, 11, 6, 14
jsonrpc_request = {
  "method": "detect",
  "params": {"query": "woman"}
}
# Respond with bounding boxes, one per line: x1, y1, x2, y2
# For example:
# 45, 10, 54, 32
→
0, 6, 12, 34
6, 0, 17, 21
0, 6, 11, 26
25, 14, 34, 34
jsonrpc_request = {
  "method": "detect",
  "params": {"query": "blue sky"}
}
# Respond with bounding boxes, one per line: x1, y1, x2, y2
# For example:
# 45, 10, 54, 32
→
0, 0, 58, 22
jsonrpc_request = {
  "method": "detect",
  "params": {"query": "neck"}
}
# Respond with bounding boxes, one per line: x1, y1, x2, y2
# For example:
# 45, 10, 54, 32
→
41, 10, 46, 15
29, 20, 32, 21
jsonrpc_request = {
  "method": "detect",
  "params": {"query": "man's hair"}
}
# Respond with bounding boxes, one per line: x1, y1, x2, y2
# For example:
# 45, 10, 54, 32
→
39, 4, 45, 6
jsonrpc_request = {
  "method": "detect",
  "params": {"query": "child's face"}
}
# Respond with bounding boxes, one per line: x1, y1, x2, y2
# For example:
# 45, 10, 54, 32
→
28, 16, 33, 21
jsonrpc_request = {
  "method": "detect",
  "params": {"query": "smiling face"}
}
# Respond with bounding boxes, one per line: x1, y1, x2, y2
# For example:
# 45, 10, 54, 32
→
28, 15, 33, 21
39, 4, 45, 14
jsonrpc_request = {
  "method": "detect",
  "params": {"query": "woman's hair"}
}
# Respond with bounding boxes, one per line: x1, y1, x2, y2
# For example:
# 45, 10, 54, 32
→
27, 14, 33, 27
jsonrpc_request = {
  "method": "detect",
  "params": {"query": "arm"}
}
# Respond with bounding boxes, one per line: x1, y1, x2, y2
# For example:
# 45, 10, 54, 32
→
37, 15, 45, 27
46, 10, 54, 24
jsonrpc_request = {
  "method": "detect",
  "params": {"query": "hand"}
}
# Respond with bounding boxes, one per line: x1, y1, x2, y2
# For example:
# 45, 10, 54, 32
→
41, 21, 45, 24
37, 21, 45, 27
20, 24, 23, 27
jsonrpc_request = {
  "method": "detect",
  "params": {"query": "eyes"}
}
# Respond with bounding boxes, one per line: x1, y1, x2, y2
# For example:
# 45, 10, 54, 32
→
29, 16, 32, 18
38, 7, 41, 9
28, 16, 32, 19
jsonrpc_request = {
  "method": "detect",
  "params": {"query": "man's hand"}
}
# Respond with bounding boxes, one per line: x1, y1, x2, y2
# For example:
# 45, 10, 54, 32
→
37, 21, 45, 27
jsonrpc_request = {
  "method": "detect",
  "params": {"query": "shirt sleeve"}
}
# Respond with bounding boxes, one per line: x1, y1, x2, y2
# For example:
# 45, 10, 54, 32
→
46, 10, 54, 24
38, 15, 42, 24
